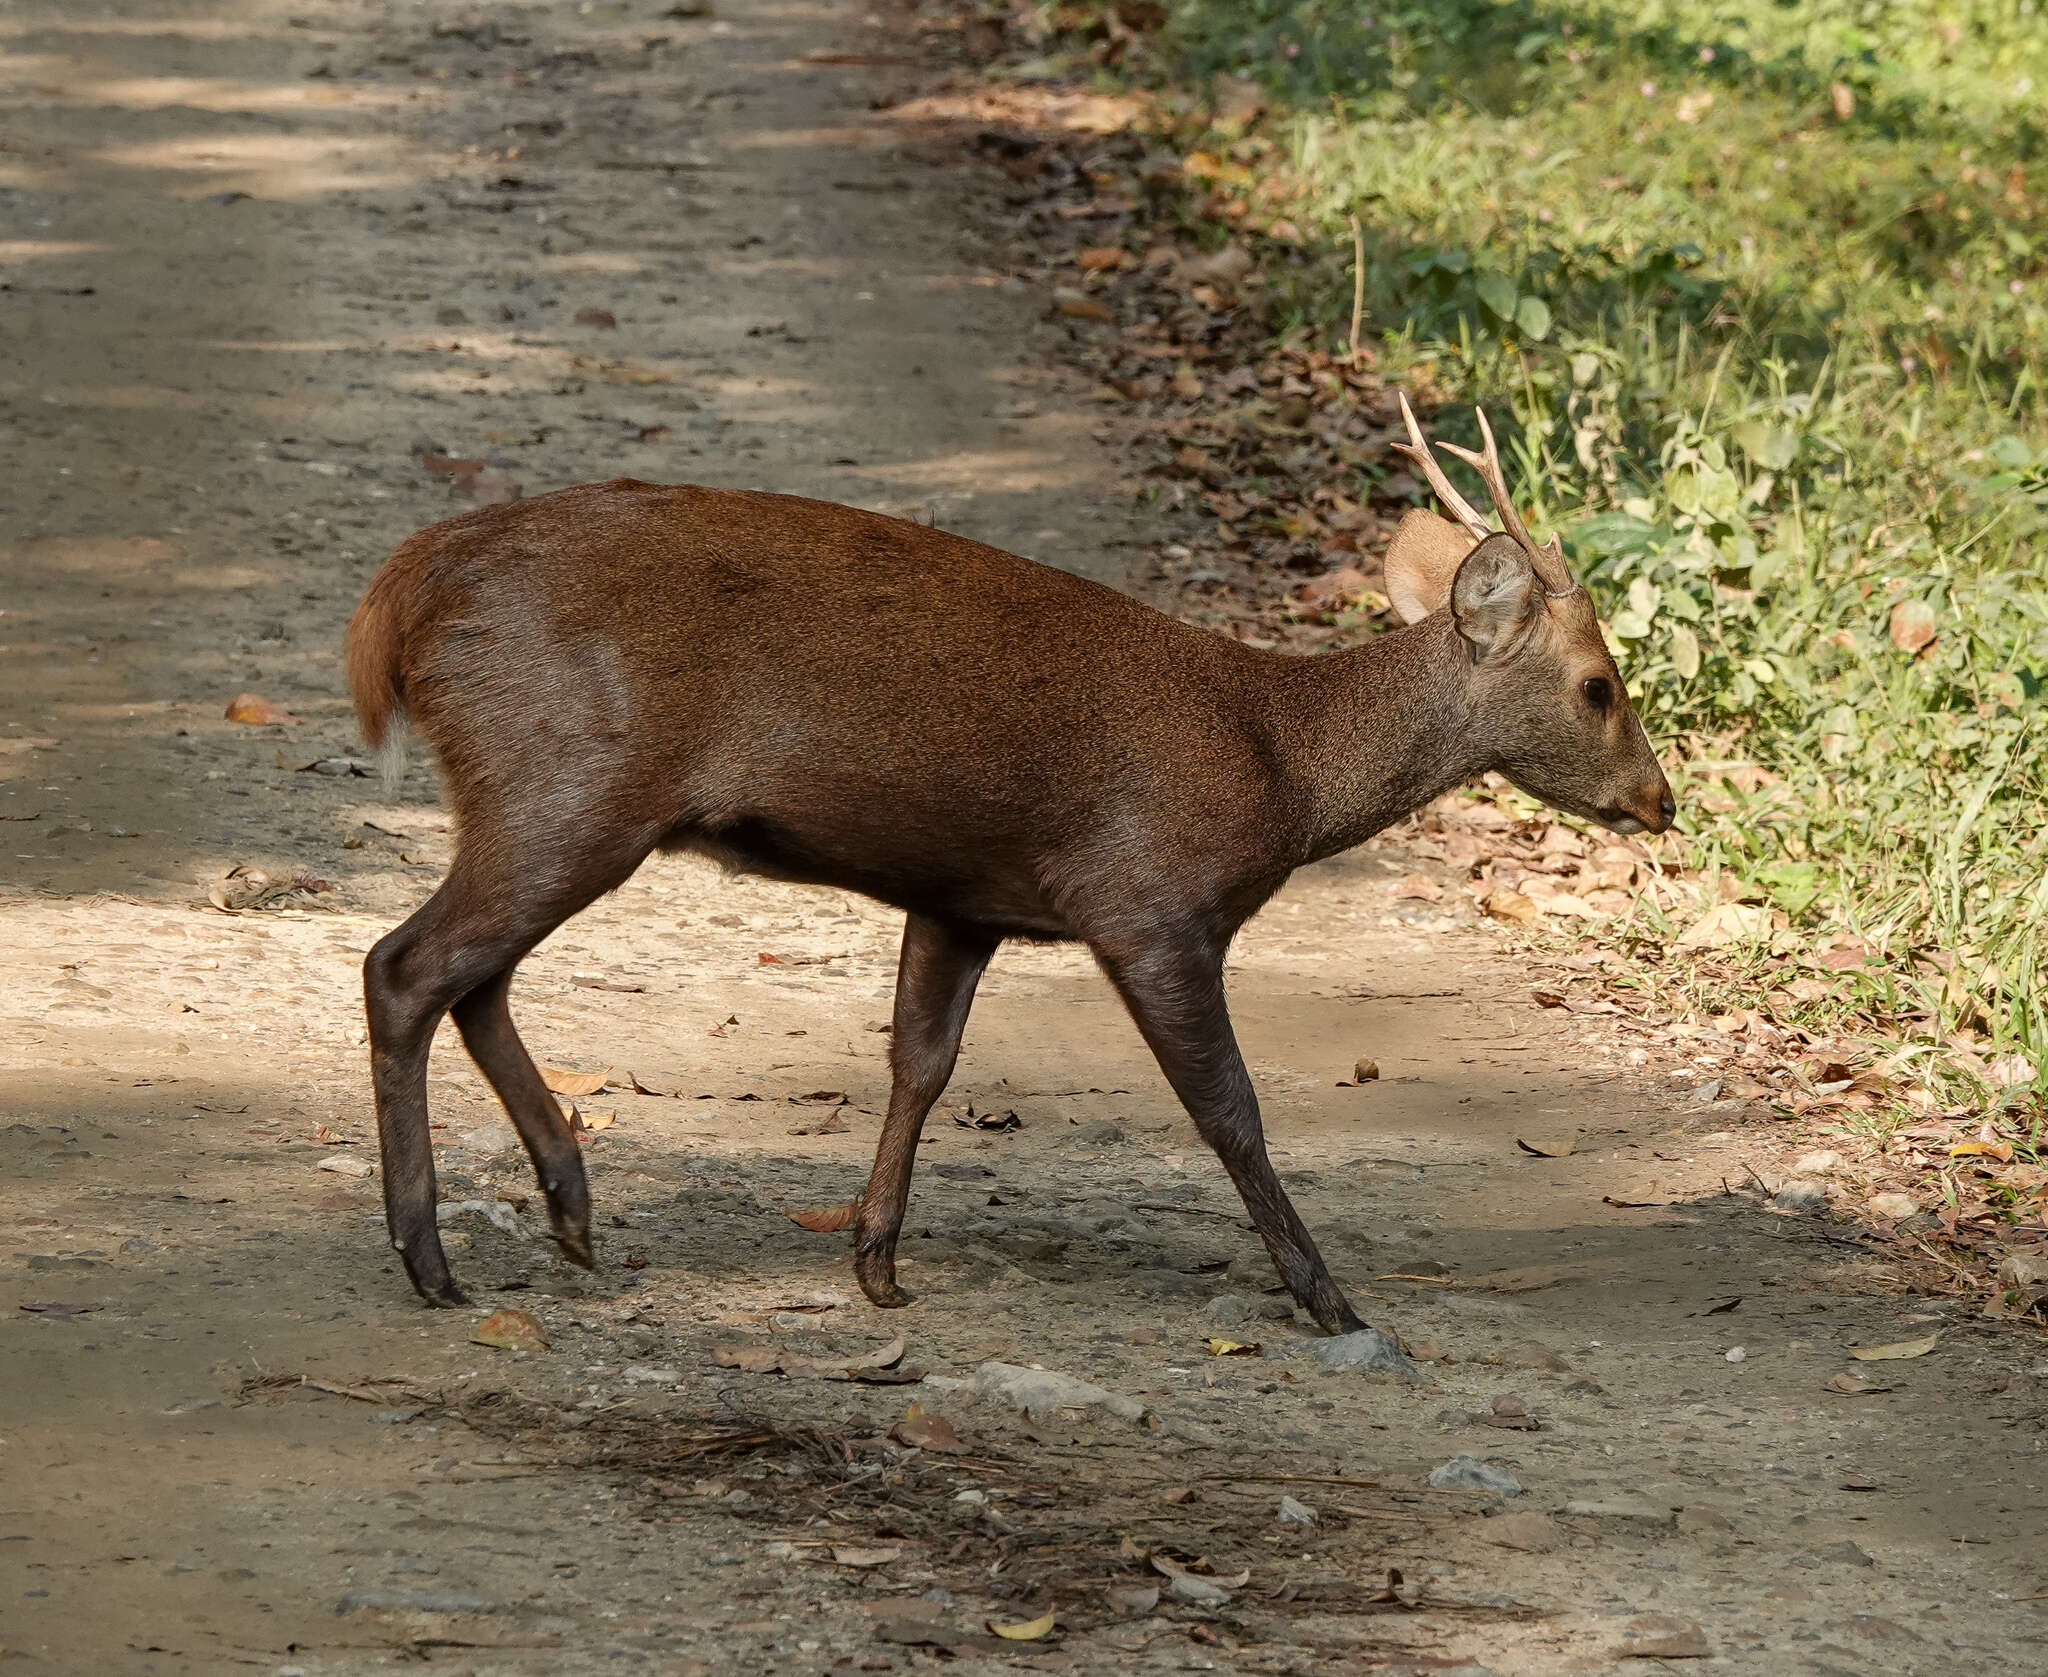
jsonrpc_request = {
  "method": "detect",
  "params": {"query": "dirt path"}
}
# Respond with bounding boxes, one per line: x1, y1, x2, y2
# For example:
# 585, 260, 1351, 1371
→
2, 3, 2044, 1674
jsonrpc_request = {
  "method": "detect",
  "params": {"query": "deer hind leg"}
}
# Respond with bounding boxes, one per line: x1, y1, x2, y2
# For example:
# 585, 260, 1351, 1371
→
852, 913, 998, 1308
1093, 932, 1418, 1377
452, 967, 594, 1269
364, 835, 648, 1306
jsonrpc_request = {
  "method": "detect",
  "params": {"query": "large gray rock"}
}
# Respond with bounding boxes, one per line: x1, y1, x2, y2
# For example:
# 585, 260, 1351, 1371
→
1310, 1327, 1423, 1382
969, 1362, 1146, 1423
1427, 1454, 1523, 1497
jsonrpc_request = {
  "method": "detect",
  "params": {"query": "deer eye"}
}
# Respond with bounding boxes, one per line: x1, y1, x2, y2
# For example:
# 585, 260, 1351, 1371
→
1582, 675, 1614, 709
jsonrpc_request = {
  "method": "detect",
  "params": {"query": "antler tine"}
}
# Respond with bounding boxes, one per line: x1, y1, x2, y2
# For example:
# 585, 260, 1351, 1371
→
1390, 391, 1492, 542
1435, 408, 1576, 593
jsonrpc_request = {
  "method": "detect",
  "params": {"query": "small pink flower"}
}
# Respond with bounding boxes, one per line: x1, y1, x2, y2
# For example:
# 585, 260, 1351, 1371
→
1698, 46, 1716, 65
1284, 41, 1300, 58
2012, 279, 2025, 295
1641, 81, 1658, 98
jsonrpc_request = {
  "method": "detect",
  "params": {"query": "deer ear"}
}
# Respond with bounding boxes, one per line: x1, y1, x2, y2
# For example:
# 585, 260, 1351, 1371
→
1382, 509, 1476, 624
1450, 534, 1543, 661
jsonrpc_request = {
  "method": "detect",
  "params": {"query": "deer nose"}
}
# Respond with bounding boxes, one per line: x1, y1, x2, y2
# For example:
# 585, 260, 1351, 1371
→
1658, 791, 1677, 829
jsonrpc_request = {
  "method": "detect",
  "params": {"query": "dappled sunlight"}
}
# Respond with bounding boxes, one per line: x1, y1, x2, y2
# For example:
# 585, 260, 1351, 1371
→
37, 76, 418, 114
90, 130, 435, 198
0, 239, 114, 266
862, 446, 1100, 494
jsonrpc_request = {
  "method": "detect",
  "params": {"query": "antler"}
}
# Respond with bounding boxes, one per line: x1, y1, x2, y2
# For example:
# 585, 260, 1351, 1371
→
1393, 394, 1577, 596
1391, 392, 1491, 542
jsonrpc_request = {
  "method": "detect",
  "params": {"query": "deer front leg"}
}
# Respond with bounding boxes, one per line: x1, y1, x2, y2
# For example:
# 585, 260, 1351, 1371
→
1094, 932, 1417, 1376
852, 914, 998, 1308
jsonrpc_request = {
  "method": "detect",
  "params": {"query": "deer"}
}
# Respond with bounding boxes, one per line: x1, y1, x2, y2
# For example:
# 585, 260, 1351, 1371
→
345, 395, 1674, 1374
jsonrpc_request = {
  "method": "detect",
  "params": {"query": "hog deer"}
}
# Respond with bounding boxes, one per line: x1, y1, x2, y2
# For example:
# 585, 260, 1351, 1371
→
345, 395, 1673, 1370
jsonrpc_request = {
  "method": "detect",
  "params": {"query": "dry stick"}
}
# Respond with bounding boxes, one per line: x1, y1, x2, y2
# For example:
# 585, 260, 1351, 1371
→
1346, 213, 1366, 364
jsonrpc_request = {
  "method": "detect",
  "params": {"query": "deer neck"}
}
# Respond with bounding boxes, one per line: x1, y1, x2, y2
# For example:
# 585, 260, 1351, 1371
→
1267, 617, 1485, 864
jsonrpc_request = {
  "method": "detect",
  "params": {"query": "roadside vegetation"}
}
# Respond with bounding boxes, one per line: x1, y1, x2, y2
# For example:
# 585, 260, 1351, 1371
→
974, 1, 2048, 1141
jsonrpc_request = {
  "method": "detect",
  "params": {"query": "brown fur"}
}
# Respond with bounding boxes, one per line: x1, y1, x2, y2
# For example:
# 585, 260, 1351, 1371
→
345, 477, 1673, 1344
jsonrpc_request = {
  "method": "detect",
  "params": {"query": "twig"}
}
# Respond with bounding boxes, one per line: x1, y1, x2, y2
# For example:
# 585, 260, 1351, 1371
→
1346, 213, 1365, 364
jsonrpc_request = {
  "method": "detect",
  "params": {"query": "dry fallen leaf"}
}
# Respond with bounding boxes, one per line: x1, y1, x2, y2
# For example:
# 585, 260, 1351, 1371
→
988, 1610, 1056, 1641
309, 1123, 348, 1145
1483, 888, 1538, 925
574, 1109, 615, 1133
891, 1401, 966, 1453
787, 1196, 862, 1233
1516, 1134, 1576, 1158
1053, 290, 1112, 322
574, 306, 618, 328
1675, 902, 1777, 949
1847, 1332, 1939, 1362
420, 451, 485, 476
471, 1307, 549, 1352
1888, 597, 1936, 653
1391, 873, 1442, 901
1204, 1337, 1260, 1357
540, 1066, 611, 1097
830, 1545, 899, 1568
1823, 1371, 1885, 1395
223, 692, 302, 726
1104, 1584, 1159, 1616
451, 467, 520, 504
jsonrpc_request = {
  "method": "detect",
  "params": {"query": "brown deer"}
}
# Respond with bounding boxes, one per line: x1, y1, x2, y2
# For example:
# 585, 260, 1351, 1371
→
346, 396, 1673, 1371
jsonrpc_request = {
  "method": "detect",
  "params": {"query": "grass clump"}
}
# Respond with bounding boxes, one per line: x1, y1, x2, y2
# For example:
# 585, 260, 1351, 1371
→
1034, 0, 2048, 1096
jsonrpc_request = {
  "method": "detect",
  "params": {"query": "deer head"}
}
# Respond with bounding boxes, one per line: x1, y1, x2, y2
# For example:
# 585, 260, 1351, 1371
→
1384, 395, 1675, 836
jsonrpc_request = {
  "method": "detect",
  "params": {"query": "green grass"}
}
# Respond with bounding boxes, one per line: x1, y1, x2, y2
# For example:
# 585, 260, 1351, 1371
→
1051, 0, 2048, 1095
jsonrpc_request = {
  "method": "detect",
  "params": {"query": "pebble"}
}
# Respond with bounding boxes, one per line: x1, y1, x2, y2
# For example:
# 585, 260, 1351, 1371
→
1725, 1346, 1747, 1363
1774, 1179, 1829, 1212
1794, 1149, 1845, 1176
1277, 1495, 1317, 1525
1427, 1454, 1522, 1497
1202, 1294, 1253, 1326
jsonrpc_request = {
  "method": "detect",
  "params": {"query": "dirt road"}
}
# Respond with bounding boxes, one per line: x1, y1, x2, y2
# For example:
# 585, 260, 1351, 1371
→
3, 2, 2044, 1673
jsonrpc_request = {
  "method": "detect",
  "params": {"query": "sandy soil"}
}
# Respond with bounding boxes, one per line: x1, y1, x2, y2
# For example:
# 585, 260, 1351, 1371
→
3, 3, 2045, 1674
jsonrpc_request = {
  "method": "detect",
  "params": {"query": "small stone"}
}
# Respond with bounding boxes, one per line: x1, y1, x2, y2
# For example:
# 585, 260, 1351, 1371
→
1277, 1495, 1317, 1525
1427, 1454, 1521, 1497
1064, 1120, 1125, 1146
1816, 1539, 1875, 1567
1225, 1252, 1277, 1288
1166, 1573, 1231, 1605
1794, 1149, 1844, 1176
315, 1154, 374, 1179
1492, 1341, 1570, 1372
1677, 1508, 1734, 1535
1311, 1328, 1423, 1382
1997, 1251, 2048, 1290
1617, 1614, 1709, 1659
1479, 1510, 1559, 1551
1868, 1191, 1919, 1219
1774, 1179, 1829, 1212
1253, 1295, 1295, 1322
1725, 1346, 1747, 1363
370, 1407, 422, 1425
1203, 1294, 1253, 1325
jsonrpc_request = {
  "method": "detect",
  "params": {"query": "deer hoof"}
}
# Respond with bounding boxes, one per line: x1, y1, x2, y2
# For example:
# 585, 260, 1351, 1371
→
552, 1229, 596, 1270
855, 1268, 915, 1309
